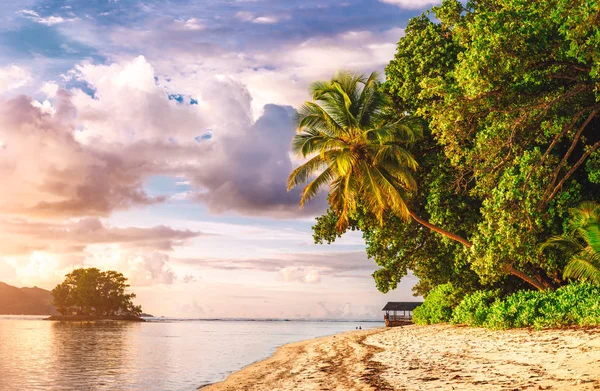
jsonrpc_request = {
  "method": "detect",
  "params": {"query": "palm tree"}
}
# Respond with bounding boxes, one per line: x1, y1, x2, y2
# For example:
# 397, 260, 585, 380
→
541, 201, 600, 285
287, 70, 471, 247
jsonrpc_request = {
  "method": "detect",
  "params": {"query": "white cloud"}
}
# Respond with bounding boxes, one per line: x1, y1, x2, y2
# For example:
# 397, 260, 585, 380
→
379, 0, 441, 9
0, 65, 31, 93
177, 17, 204, 31
18, 9, 74, 26
253, 16, 279, 24
31, 99, 55, 115
235, 12, 280, 24
41, 82, 59, 98
279, 266, 321, 284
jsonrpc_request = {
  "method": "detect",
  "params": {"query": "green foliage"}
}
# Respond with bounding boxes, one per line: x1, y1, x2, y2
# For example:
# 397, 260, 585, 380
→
451, 289, 500, 327
541, 202, 600, 285
52, 268, 142, 317
412, 283, 463, 324
382, 0, 600, 289
288, 70, 423, 232
308, 0, 600, 296
452, 283, 600, 329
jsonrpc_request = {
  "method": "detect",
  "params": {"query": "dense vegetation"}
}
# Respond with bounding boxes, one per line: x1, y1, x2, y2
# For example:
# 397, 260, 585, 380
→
52, 268, 142, 318
289, 0, 600, 328
414, 282, 600, 329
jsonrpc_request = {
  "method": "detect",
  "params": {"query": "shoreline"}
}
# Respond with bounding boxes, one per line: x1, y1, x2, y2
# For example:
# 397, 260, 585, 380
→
203, 324, 600, 391
45, 315, 145, 322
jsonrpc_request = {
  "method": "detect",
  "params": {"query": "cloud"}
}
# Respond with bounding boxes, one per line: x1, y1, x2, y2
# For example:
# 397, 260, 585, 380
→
379, 0, 441, 9
83, 249, 177, 286
253, 16, 279, 24
0, 92, 165, 218
174, 250, 376, 281
18, 9, 74, 26
235, 12, 281, 24
0, 56, 321, 219
178, 18, 204, 31
0, 217, 200, 256
0, 65, 31, 93
279, 267, 321, 283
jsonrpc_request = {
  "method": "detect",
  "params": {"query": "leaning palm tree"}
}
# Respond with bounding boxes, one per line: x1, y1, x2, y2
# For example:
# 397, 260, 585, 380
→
541, 202, 600, 285
287, 70, 471, 247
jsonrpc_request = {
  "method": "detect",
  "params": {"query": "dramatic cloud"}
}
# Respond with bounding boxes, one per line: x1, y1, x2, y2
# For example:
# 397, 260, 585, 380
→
0, 92, 164, 218
0, 56, 320, 219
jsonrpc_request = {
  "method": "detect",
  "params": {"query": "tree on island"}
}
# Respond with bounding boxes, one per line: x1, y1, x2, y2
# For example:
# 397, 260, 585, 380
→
52, 268, 142, 317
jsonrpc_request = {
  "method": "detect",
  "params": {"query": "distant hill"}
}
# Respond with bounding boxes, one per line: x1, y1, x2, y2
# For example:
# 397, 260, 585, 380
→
0, 282, 57, 315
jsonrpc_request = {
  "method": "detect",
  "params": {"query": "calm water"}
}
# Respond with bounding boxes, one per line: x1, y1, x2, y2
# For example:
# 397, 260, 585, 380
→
0, 316, 381, 391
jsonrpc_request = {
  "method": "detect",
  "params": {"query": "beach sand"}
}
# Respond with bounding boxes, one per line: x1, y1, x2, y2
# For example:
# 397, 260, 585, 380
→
203, 324, 600, 391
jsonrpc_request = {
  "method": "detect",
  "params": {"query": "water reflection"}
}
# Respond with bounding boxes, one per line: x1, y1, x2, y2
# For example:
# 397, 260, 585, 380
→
0, 317, 381, 391
49, 322, 138, 390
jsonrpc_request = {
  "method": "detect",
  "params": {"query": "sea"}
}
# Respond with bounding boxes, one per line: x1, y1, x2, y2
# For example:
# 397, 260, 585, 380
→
0, 316, 381, 391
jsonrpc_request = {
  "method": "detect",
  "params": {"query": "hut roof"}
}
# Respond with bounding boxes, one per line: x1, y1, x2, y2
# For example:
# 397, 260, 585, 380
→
382, 302, 423, 311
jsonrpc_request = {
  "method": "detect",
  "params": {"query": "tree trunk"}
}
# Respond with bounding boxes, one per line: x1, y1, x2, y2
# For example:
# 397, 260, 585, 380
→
508, 265, 547, 291
408, 211, 548, 291
408, 210, 473, 247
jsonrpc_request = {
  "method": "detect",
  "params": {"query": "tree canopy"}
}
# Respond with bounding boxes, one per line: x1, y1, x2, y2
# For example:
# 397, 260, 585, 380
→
304, 0, 600, 296
52, 268, 142, 317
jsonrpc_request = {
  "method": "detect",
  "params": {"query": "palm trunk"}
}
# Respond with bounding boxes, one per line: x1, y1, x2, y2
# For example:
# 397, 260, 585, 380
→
408, 210, 472, 247
408, 210, 547, 290
507, 265, 547, 291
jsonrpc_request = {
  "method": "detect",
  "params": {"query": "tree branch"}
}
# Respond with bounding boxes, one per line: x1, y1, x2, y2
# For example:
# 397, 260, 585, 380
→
544, 137, 600, 204
542, 107, 600, 202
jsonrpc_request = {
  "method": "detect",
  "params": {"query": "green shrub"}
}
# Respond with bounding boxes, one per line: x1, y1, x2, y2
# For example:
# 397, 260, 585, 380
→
448, 282, 600, 330
534, 282, 600, 328
452, 289, 500, 327
413, 283, 462, 325
485, 290, 549, 329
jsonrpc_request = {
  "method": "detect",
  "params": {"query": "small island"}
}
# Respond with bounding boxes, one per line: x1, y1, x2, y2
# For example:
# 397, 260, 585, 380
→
46, 268, 145, 322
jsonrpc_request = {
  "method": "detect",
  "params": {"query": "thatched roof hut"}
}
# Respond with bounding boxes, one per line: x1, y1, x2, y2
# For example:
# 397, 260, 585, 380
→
382, 302, 423, 327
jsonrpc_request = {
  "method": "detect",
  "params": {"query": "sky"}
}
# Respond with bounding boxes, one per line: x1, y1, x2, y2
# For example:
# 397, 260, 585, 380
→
0, 0, 439, 319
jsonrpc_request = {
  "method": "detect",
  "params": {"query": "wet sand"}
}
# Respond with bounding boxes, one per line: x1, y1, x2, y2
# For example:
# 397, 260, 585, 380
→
203, 324, 600, 391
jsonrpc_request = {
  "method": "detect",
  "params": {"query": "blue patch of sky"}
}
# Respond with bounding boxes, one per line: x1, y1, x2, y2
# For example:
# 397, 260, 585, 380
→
144, 175, 191, 198
195, 131, 212, 143
65, 78, 97, 98
168, 93, 199, 105
0, 23, 100, 61
168, 93, 185, 103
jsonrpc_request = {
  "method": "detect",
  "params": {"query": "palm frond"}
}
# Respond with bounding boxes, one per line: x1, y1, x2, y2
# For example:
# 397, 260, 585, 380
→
290, 70, 422, 229
356, 71, 381, 126
287, 154, 330, 190
580, 223, 600, 254
299, 166, 335, 207
563, 251, 600, 285
297, 102, 344, 137
539, 234, 584, 256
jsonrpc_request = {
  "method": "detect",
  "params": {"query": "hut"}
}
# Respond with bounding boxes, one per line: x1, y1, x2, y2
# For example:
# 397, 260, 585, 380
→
382, 302, 422, 327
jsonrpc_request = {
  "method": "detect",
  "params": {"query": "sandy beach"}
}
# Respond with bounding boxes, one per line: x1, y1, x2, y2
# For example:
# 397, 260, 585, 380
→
204, 324, 600, 391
